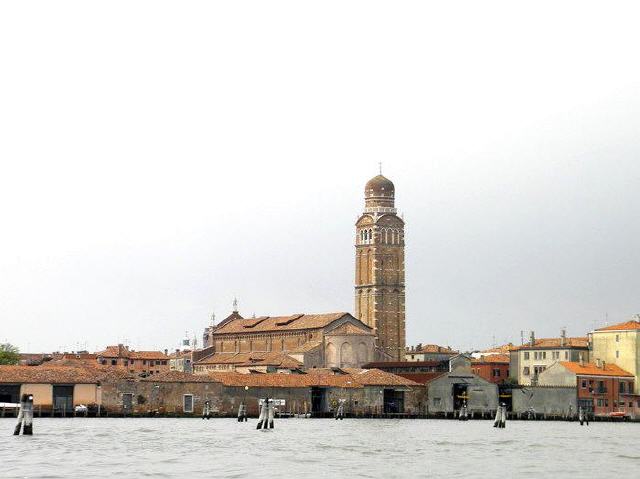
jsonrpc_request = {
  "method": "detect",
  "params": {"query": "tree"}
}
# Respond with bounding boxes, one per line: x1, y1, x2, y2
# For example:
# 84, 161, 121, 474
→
0, 343, 20, 365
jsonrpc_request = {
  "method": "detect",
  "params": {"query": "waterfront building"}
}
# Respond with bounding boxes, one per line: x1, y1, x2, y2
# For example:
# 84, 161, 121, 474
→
355, 174, 406, 360
405, 344, 458, 362
1, 364, 421, 416
538, 360, 640, 417
96, 344, 170, 377
0, 364, 130, 414
202, 311, 376, 369
425, 357, 498, 416
471, 354, 510, 385
590, 318, 640, 394
509, 331, 589, 386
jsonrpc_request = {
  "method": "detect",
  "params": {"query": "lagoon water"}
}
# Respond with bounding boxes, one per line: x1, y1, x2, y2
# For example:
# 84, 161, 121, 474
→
1, 417, 638, 478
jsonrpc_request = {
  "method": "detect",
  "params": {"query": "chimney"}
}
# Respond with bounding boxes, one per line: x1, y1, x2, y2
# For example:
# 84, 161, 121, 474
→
560, 328, 566, 347
596, 358, 601, 368
602, 360, 606, 370
118, 344, 125, 357
579, 354, 585, 367
164, 349, 168, 356
529, 331, 535, 347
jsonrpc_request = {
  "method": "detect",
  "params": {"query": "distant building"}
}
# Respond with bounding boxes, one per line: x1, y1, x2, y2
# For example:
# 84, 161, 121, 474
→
471, 354, 510, 384
193, 351, 302, 374
509, 331, 589, 386
590, 318, 640, 394
169, 350, 193, 373
96, 344, 170, 377
538, 360, 640, 417
362, 360, 449, 385
405, 344, 458, 362
471, 343, 516, 358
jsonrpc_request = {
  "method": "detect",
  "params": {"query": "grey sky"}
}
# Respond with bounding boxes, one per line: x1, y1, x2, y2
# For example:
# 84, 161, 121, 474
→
1, 2, 639, 353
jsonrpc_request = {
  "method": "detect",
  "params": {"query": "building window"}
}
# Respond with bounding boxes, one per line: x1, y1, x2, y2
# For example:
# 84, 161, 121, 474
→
581, 380, 587, 389
564, 351, 568, 360
616, 334, 620, 342
523, 367, 530, 376
619, 382, 625, 393
524, 352, 530, 360
183, 394, 194, 413
111, 359, 117, 366
552, 351, 559, 360
492, 368, 501, 377
542, 352, 547, 359
433, 398, 441, 406
616, 351, 620, 358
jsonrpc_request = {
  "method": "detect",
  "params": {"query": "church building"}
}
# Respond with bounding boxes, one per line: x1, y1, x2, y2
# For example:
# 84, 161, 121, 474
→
198, 173, 406, 368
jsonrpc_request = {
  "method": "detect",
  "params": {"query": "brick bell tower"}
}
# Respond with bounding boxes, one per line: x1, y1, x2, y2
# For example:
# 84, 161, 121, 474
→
355, 173, 406, 360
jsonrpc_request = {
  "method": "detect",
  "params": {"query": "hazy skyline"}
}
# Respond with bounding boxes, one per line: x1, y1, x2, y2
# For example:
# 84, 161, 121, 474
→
1, 1, 639, 353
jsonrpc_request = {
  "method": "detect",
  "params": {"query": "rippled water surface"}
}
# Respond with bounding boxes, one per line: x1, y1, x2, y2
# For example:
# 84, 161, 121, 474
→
1, 418, 638, 478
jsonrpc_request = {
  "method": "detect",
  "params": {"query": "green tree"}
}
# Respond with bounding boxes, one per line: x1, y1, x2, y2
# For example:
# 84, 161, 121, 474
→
0, 343, 20, 365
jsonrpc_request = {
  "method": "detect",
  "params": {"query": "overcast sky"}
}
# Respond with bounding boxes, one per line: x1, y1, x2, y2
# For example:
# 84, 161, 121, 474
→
1, 1, 639, 354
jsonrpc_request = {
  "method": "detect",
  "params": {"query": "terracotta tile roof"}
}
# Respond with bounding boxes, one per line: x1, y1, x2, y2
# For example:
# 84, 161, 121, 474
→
560, 362, 634, 377
211, 312, 353, 334
472, 354, 510, 364
479, 343, 516, 354
195, 352, 302, 369
325, 322, 373, 336
514, 337, 588, 350
129, 351, 169, 360
393, 372, 445, 385
363, 361, 446, 368
202, 368, 419, 388
141, 371, 216, 383
596, 320, 640, 332
0, 365, 132, 384
341, 368, 421, 387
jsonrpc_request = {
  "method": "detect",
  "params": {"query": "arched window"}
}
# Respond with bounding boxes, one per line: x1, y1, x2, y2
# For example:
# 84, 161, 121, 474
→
368, 229, 373, 242
384, 229, 389, 244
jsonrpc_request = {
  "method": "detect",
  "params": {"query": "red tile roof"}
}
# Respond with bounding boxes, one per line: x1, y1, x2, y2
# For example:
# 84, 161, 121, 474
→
0, 365, 132, 384
472, 354, 510, 364
596, 320, 640, 332
212, 313, 355, 334
202, 368, 420, 388
560, 362, 633, 377
479, 343, 516, 354
514, 337, 588, 350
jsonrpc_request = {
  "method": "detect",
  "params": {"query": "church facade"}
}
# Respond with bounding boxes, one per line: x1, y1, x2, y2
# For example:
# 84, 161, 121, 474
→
355, 175, 406, 360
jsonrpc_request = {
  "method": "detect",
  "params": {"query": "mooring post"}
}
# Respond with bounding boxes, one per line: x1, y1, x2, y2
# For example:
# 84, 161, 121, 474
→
202, 400, 211, 420
335, 399, 345, 420
13, 394, 34, 436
